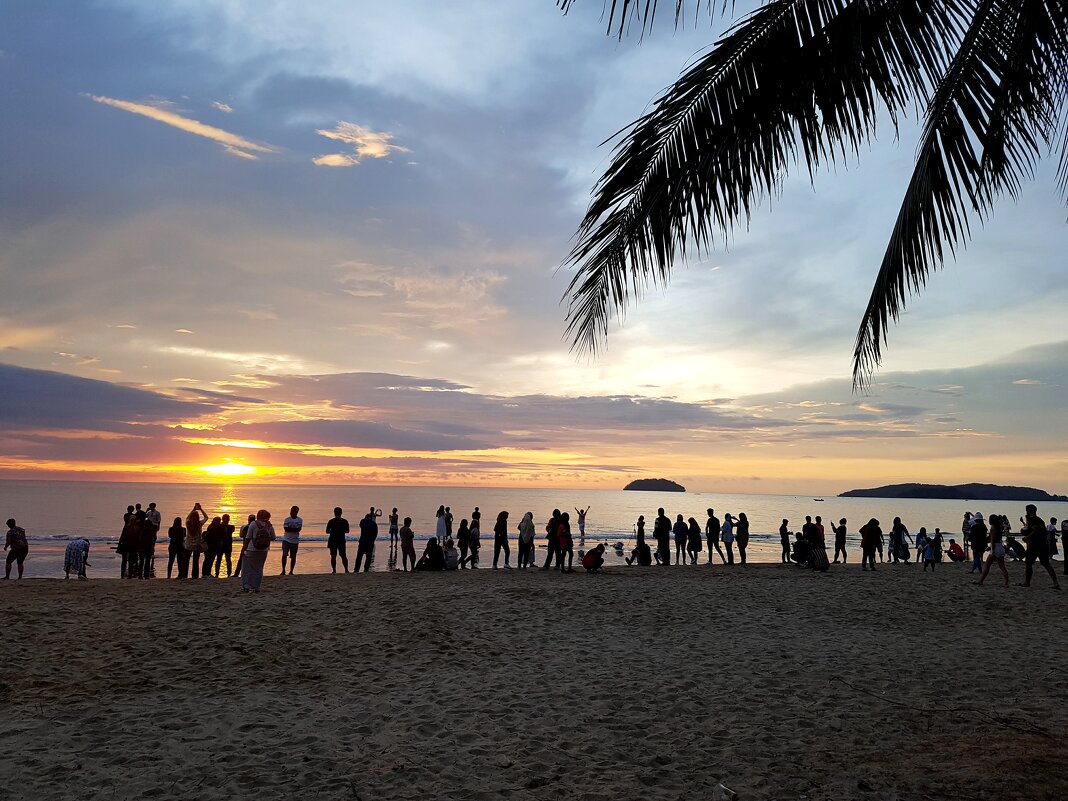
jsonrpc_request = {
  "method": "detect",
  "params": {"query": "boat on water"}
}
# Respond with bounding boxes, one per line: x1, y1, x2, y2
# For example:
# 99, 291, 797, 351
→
813, 498, 824, 502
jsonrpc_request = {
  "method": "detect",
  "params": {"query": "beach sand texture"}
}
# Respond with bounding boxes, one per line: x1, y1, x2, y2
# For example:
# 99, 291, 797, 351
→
3, 565, 1067, 800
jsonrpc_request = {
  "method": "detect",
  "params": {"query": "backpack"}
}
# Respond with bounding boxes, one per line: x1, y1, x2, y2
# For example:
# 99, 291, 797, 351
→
251, 521, 272, 550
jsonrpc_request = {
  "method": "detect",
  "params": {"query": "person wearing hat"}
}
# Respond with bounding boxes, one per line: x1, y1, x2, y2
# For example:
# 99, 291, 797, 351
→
967, 513, 988, 574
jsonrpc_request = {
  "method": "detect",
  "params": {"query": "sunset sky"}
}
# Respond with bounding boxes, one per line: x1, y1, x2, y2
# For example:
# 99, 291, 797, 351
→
1, 1, 1066, 494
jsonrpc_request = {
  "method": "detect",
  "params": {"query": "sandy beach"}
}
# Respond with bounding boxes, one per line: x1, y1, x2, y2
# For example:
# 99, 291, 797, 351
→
3, 563, 1066, 801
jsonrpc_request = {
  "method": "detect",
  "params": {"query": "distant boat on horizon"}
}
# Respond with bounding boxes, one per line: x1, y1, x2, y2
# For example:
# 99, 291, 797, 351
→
813, 498, 825, 502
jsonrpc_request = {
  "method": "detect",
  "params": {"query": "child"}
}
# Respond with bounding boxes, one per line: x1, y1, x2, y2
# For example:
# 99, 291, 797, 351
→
922, 529, 937, 571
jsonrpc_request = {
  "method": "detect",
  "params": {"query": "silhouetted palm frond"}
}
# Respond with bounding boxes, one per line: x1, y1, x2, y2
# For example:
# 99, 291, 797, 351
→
561, 0, 1068, 388
557, 0, 724, 39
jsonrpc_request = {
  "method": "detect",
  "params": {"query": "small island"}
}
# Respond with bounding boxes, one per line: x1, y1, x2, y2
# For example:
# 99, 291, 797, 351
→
839, 482, 1067, 502
624, 478, 686, 492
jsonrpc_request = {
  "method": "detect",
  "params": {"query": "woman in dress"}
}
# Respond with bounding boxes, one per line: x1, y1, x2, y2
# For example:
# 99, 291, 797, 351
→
435, 505, 447, 541
686, 517, 703, 565
239, 509, 276, 593
735, 513, 750, 565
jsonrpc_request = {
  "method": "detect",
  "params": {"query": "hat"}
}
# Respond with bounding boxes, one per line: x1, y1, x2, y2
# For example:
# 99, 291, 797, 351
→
973, 512, 984, 521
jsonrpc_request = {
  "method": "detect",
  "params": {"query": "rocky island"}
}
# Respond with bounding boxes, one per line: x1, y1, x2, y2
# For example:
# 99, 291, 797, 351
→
623, 478, 686, 492
839, 483, 1067, 502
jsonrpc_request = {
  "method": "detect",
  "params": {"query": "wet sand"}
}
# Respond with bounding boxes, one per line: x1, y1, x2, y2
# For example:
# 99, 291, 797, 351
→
2, 562, 1066, 800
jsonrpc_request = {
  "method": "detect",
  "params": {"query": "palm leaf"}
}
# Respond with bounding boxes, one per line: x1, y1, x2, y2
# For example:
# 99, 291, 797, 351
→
557, 0, 723, 39
563, 0, 964, 355
852, 0, 1068, 388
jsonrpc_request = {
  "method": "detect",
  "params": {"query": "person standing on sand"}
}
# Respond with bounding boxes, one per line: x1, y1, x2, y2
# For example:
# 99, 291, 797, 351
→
456, 518, 471, 568
558, 512, 575, 573
517, 512, 535, 569
1020, 504, 1061, 590
445, 507, 454, 539
400, 517, 417, 571
184, 503, 208, 579
779, 519, 791, 564
575, 505, 590, 543
120, 513, 143, 579
672, 514, 688, 565
233, 514, 254, 579
652, 508, 671, 566
388, 508, 399, 547
203, 516, 224, 578
686, 517, 703, 565
326, 507, 350, 573
831, 518, 848, 564
541, 510, 561, 570
1061, 518, 1068, 576
721, 514, 735, 565
859, 518, 881, 571
355, 511, 378, 573
145, 502, 161, 578
468, 511, 482, 568
735, 513, 750, 566
967, 513, 988, 574
706, 509, 724, 564
64, 537, 90, 580
492, 510, 512, 569
166, 518, 184, 579
4, 519, 28, 580
279, 505, 302, 576
435, 506, 447, 540
240, 510, 276, 593
977, 515, 1008, 586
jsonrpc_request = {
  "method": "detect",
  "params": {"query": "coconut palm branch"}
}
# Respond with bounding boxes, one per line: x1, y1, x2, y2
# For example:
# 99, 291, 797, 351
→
560, 0, 1068, 388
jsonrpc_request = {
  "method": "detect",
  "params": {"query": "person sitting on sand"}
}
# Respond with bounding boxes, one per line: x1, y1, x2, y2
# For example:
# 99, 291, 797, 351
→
443, 538, 459, 570
415, 537, 445, 571
686, 517, 702, 565
946, 539, 966, 562
400, 517, 417, 572
626, 537, 653, 566
64, 537, 90, 580
790, 532, 812, 566
581, 543, 606, 573
5, 519, 28, 580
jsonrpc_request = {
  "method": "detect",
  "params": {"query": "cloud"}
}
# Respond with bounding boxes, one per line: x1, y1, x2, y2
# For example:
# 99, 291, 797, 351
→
212, 101, 234, 113
314, 121, 408, 166
88, 94, 276, 159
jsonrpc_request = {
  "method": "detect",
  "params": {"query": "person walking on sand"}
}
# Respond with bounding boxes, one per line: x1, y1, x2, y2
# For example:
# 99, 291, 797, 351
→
831, 518, 848, 564
280, 505, 302, 575
4, 519, 28, 580
859, 518, 881, 571
400, 517, 417, 571
355, 510, 378, 573
541, 509, 561, 570
978, 516, 1008, 586
492, 510, 512, 569
456, 518, 471, 568
326, 507, 350, 573
233, 514, 254, 579
240, 509, 276, 593
779, 519, 791, 564
184, 503, 208, 579
722, 513, 736, 565
166, 517, 185, 579
706, 508, 724, 564
388, 508, 399, 547
558, 512, 575, 573
968, 513, 988, 574
517, 512, 535, 569
673, 514, 688, 565
735, 513, 751, 566
64, 537, 90, 580
575, 505, 590, 543
1020, 504, 1061, 590
686, 517, 703, 565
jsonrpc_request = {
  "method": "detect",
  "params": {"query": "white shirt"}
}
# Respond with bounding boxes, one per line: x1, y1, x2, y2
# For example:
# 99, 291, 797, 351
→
282, 516, 303, 544
146, 508, 161, 528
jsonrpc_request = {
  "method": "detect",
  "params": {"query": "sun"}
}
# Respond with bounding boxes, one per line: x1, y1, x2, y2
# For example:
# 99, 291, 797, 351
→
197, 462, 257, 477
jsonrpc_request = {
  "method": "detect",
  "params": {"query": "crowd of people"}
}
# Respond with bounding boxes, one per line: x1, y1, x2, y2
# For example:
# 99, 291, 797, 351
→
4, 501, 1066, 592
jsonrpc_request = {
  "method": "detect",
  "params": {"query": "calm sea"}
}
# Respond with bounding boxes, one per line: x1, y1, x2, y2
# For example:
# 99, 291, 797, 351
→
3, 480, 1065, 578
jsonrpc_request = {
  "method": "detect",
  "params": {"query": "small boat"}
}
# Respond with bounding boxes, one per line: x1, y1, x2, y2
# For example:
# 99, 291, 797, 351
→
813, 498, 825, 502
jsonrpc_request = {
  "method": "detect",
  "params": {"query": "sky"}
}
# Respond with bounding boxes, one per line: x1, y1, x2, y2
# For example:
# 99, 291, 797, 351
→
1, 0, 1066, 494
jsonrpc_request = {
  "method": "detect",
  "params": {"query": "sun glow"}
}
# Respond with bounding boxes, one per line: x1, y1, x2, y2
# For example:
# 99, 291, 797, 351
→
198, 462, 257, 477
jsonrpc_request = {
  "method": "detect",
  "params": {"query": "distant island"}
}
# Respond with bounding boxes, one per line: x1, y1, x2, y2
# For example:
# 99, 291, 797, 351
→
624, 478, 686, 492
839, 483, 1067, 502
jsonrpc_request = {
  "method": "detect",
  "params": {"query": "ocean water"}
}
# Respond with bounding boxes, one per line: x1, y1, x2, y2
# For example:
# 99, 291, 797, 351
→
2, 480, 1065, 578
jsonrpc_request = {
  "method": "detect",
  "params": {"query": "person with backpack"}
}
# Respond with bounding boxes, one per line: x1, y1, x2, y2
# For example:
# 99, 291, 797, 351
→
240, 509, 276, 593
968, 513, 989, 574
